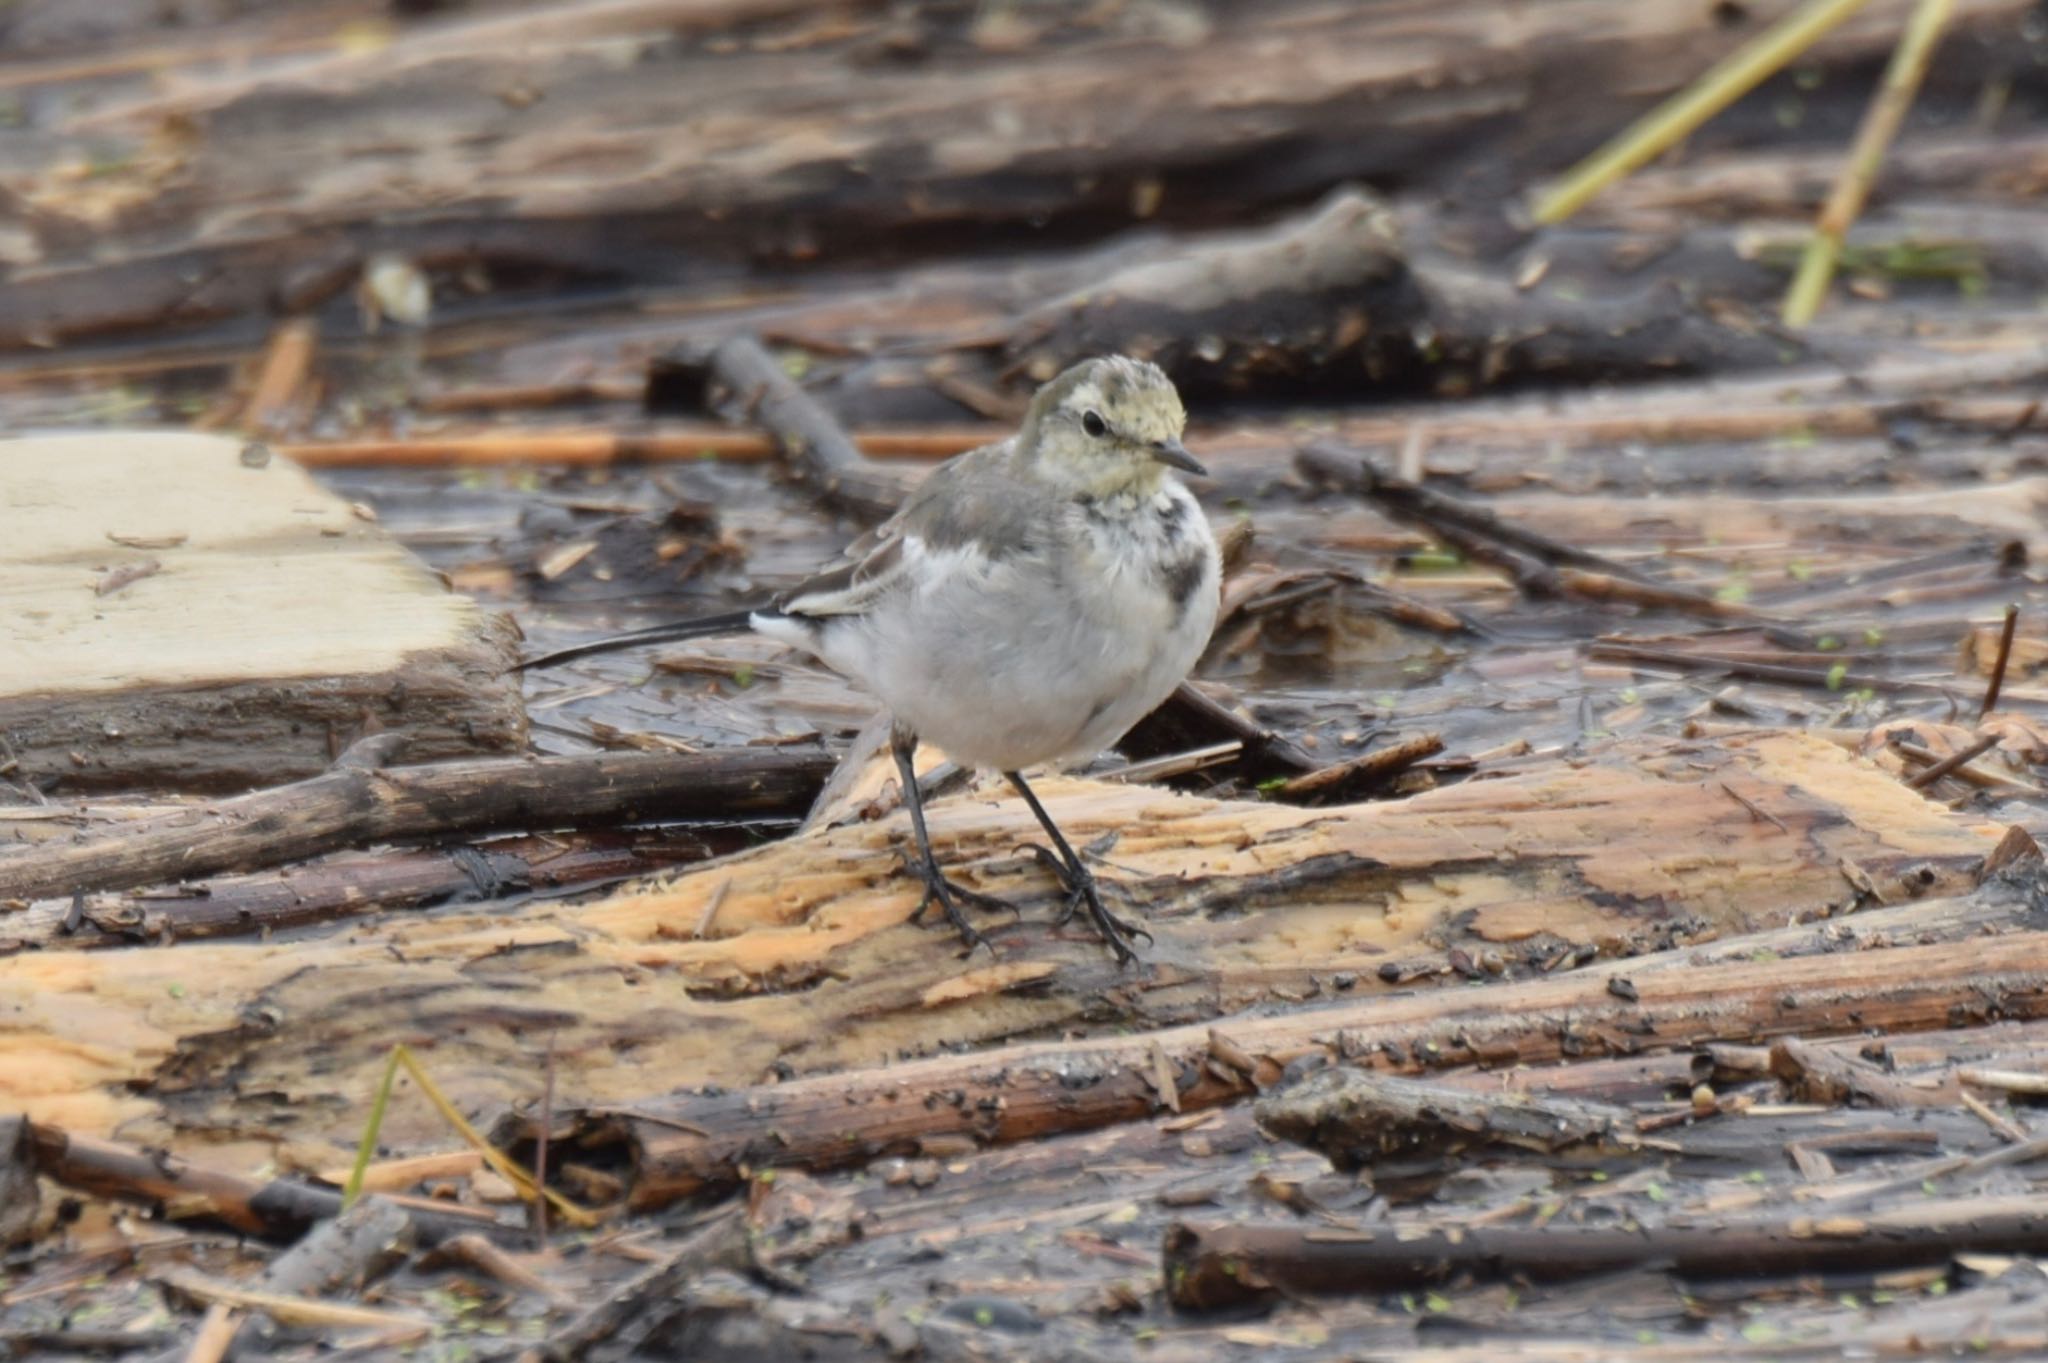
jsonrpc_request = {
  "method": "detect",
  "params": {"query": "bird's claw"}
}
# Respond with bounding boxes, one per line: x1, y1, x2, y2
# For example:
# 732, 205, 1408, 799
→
1021, 841, 1151, 964
900, 850, 1009, 955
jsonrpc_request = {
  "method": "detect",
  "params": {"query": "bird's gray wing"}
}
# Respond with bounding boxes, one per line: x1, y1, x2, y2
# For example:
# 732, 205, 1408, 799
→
775, 440, 1033, 620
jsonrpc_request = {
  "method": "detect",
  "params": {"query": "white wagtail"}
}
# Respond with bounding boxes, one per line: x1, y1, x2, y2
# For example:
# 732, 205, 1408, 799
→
523, 355, 1220, 961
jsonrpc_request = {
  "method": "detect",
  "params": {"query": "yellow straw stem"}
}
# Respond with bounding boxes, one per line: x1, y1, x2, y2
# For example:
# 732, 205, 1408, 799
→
1532, 0, 1880, 225
342, 1043, 598, 1228
341, 1047, 402, 1209
1781, 0, 1956, 326
392, 1045, 600, 1228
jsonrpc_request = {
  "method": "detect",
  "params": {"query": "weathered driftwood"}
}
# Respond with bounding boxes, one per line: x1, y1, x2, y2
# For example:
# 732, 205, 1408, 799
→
0, 748, 833, 904
522, 1207, 753, 1363
1163, 1193, 2048, 1306
705, 336, 909, 519
0, 433, 527, 794
23, 1121, 489, 1245
1006, 191, 1800, 397
0, 732, 2005, 1150
5, 830, 734, 950
9, 0, 2028, 349
1253, 1066, 1638, 1170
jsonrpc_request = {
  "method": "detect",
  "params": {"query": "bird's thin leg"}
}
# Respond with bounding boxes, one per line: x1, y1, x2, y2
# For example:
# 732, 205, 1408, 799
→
1004, 770, 1150, 964
892, 728, 1006, 952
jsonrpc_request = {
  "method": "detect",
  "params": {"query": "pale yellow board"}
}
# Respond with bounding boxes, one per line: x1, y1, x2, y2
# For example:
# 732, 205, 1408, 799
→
0, 431, 523, 789
1, 432, 485, 694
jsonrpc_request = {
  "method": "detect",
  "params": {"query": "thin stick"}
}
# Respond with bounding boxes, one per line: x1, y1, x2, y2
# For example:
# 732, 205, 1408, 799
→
179, 1303, 240, 1363
1531, 0, 1879, 224
1959, 1089, 2029, 1144
157, 1270, 433, 1340
1904, 732, 2000, 789
1983, 603, 2021, 717
279, 424, 998, 468
241, 318, 319, 437
1782, 0, 1957, 325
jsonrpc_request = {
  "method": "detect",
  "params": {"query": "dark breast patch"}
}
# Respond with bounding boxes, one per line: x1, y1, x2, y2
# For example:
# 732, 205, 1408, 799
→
1160, 551, 1211, 622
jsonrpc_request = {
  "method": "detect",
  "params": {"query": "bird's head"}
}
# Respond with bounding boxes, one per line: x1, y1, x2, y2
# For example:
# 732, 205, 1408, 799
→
1020, 355, 1203, 496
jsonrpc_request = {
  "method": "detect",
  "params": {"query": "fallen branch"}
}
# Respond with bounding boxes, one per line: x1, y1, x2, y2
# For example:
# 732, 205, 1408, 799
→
10, 830, 729, 950
1297, 442, 1754, 620
0, 749, 833, 905
1163, 1193, 2048, 1306
514, 924, 2048, 1210
24, 1121, 491, 1245
707, 336, 909, 520
1275, 733, 1443, 802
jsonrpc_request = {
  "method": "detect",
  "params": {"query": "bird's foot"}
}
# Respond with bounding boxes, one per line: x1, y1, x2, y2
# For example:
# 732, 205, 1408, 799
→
1023, 843, 1151, 965
900, 850, 1011, 955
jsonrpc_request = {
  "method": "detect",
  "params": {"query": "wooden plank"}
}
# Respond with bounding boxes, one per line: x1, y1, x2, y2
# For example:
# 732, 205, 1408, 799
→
0, 432, 524, 793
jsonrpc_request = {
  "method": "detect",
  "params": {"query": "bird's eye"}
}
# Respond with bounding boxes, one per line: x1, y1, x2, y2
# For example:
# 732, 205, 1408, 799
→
1081, 410, 1108, 439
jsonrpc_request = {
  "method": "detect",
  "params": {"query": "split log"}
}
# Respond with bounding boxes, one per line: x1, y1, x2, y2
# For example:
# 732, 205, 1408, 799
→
0, 732, 2006, 1152
281, 425, 1002, 468
0, 748, 834, 904
541, 922, 2048, 1211
1165, 1193, 2048, 1306
0, 433, 525, 793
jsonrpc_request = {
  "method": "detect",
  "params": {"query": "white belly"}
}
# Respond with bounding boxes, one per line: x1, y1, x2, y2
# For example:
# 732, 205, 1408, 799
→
788, 522, 1219, 772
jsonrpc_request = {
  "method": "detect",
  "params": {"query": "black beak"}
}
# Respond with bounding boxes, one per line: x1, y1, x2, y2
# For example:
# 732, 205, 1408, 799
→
1151, 438, 1208, 477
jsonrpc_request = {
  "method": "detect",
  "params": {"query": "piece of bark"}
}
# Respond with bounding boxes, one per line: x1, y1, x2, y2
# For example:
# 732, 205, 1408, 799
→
1163, 1193, 2048, 1307
1769, 1036, 1948, 1109
1254, 1066, 1639, 1170
0, 433, 526, 794
0, 748, 833, 903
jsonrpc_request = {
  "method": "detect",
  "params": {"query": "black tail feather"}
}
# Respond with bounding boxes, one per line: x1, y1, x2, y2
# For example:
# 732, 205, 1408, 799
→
511, 609, 761, 672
